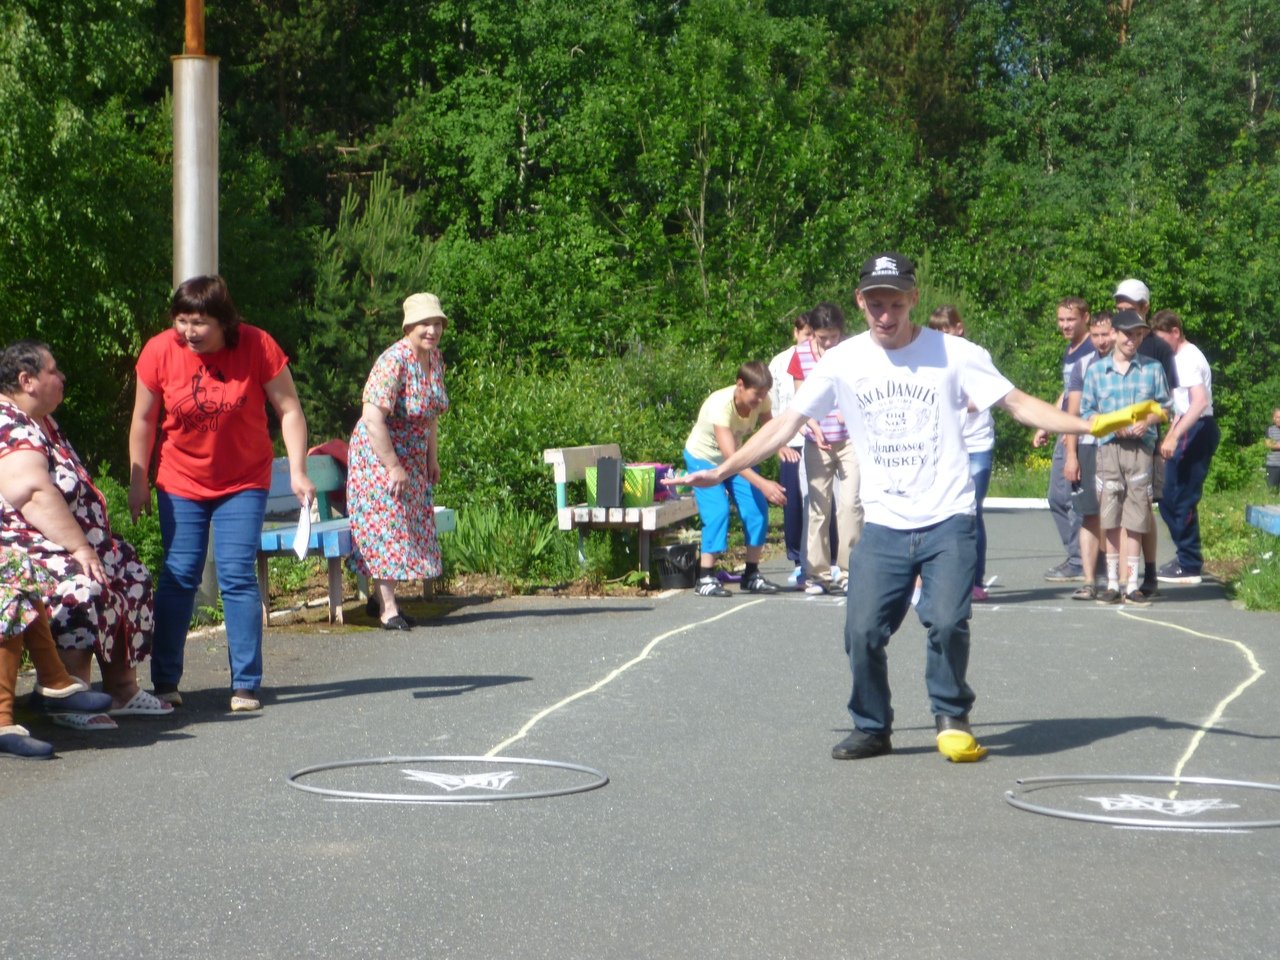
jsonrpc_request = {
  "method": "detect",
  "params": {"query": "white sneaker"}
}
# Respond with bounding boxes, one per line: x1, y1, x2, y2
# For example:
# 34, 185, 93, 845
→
804, 581, 827, 596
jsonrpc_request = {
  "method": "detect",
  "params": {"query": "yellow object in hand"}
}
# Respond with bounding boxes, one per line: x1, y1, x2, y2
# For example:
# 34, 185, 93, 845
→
1089, 400, 1169, 438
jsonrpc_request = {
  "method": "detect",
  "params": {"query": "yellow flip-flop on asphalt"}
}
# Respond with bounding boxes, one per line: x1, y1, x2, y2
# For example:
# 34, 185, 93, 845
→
936, 729, 988, 762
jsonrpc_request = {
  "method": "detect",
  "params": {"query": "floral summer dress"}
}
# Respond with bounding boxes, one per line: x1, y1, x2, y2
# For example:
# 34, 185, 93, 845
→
0, 401, 154, 663
0, 549, 43, 639
347, 339, 449, 580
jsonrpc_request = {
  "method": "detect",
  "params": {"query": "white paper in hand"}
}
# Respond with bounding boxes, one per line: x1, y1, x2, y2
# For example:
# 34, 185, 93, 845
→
292, 501, 312, 560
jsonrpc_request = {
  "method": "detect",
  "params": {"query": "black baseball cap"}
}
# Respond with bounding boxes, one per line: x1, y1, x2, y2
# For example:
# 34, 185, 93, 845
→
1112, 308, 1149, 332
857, 252, 917, 292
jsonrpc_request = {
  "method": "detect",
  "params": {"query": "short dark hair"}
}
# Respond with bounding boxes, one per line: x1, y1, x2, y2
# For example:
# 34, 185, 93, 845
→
928, 305, 962, 331
1149, 309, 1184, 335
736, 360, 772, 391
1090, 310, 1113, 326
807, 301, 845, 333
793, 310, 812, 332
1057, 296, 1089, 317
171, 275, 243, 348
0, 339, 51, 393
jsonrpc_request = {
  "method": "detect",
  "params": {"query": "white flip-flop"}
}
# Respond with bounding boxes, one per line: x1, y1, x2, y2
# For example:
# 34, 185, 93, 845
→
50, 712, 118, 731
107, 689, 175, 717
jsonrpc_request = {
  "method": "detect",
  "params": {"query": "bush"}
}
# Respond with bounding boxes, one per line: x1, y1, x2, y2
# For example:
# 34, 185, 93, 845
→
442, 503, 579, 586
95, 468, 164, 575
436, 343, 733, 514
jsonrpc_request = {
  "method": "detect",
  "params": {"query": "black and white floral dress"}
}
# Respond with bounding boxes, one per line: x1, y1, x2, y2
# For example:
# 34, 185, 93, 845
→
0, 401, 153, 663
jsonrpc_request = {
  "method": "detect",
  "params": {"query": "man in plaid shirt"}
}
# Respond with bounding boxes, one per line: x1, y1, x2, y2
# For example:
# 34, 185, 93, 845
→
1079, 309, 1172, 605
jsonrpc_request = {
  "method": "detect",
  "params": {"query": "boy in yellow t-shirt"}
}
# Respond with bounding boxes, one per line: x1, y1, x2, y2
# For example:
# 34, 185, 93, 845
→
683, 361, 787, 596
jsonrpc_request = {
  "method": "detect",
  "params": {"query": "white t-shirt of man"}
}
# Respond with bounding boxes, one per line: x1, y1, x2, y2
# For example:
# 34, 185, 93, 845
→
1171, 342, 1213, 418
791, 327, 1013, 529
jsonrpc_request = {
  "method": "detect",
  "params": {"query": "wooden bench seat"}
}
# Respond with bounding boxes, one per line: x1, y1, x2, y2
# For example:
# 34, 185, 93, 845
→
543, 444, 698, 583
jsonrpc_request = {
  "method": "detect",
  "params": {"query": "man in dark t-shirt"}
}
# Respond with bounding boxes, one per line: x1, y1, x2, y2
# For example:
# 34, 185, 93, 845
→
1032, 296, 1096, 581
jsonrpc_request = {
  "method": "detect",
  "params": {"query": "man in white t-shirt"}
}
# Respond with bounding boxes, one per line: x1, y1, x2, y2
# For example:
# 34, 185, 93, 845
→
1150, 310, 1218, 584
670, 252, 1097, 763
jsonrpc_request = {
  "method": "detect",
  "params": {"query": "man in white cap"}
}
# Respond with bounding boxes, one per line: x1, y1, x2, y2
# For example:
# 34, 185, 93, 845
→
1150, 310, 1218, 584
672, 252, 1099, 764
1112, 278, 1179, 595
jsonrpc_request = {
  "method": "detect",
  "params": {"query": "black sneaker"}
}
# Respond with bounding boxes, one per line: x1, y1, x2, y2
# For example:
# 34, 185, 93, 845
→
831, 730, 892, 760
741, 573, 782, 594
694, 576, 731, 598
1157, 561, 1202, 584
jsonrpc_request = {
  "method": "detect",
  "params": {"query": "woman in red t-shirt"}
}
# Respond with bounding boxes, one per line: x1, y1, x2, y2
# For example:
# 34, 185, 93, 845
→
128, 276, 315, 713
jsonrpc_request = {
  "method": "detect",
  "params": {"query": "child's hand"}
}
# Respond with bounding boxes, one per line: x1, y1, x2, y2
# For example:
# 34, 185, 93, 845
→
760, 479, 787, 506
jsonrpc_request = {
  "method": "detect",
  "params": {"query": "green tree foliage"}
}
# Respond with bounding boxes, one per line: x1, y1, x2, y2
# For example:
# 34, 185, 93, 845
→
3, 0, 1278, 507
292, 168, 434, 441
0, 0, 171, 468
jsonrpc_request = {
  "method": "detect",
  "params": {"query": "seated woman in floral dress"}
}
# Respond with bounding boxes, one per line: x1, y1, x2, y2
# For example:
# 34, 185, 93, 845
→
0, 340, 171, 730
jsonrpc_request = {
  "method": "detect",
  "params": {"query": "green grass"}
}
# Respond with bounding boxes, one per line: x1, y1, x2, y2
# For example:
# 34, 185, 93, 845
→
987, 456, 1052, 498
1197, 475, 1280, 610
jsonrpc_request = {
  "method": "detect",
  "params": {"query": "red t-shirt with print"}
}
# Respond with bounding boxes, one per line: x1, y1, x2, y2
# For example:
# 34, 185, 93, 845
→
135, 324, 289, 500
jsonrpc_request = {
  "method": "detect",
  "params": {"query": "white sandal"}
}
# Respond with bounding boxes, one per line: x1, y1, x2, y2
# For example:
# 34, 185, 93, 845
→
107, 689, 174, 717
49, 712, 118, 731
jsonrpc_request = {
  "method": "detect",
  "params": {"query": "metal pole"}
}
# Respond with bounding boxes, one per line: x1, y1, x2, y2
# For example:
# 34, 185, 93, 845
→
173, 0, 221, 616
185, 0, 205, 55
171, 55, 219, 287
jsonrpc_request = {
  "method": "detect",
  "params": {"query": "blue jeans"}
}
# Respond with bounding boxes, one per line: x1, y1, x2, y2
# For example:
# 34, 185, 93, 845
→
844, 515, 977, 735
779, 455, 804, 564
1159, 417, 1220, 573
152, 489, 268, 691
969, 449, 992, 586
1048, 437, 1082, 571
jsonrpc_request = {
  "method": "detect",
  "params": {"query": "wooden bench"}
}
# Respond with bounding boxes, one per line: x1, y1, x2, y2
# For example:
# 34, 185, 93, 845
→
1245, 504, 1280, 536
543, 444, 698, 584
256, 454, 456, 625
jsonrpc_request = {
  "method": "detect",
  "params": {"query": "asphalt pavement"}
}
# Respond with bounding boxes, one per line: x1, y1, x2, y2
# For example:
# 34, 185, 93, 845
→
4, 508, 1279, 959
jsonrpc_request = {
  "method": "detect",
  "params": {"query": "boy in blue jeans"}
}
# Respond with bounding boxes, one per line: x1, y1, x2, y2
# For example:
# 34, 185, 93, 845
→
683, 361, 787, 597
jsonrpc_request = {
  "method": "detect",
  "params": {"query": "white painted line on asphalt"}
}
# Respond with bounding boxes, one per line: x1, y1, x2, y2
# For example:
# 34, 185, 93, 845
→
485, 599, 767, 757
1118, 609, 1266, 792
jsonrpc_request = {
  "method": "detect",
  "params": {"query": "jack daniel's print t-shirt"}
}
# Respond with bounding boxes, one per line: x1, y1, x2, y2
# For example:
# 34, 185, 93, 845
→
791, 327, 1012, 529
135, 325, 289, 499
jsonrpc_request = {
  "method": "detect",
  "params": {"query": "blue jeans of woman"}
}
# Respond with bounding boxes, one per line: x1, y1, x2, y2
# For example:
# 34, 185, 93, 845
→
844, 515, 977, 735
969, 449, 993, 587
151, 489, 267, 691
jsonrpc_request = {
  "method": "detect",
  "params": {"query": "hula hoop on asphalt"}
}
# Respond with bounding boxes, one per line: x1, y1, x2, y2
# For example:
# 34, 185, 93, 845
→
1005, 774, 1280, 829
287, 755, 609, 803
